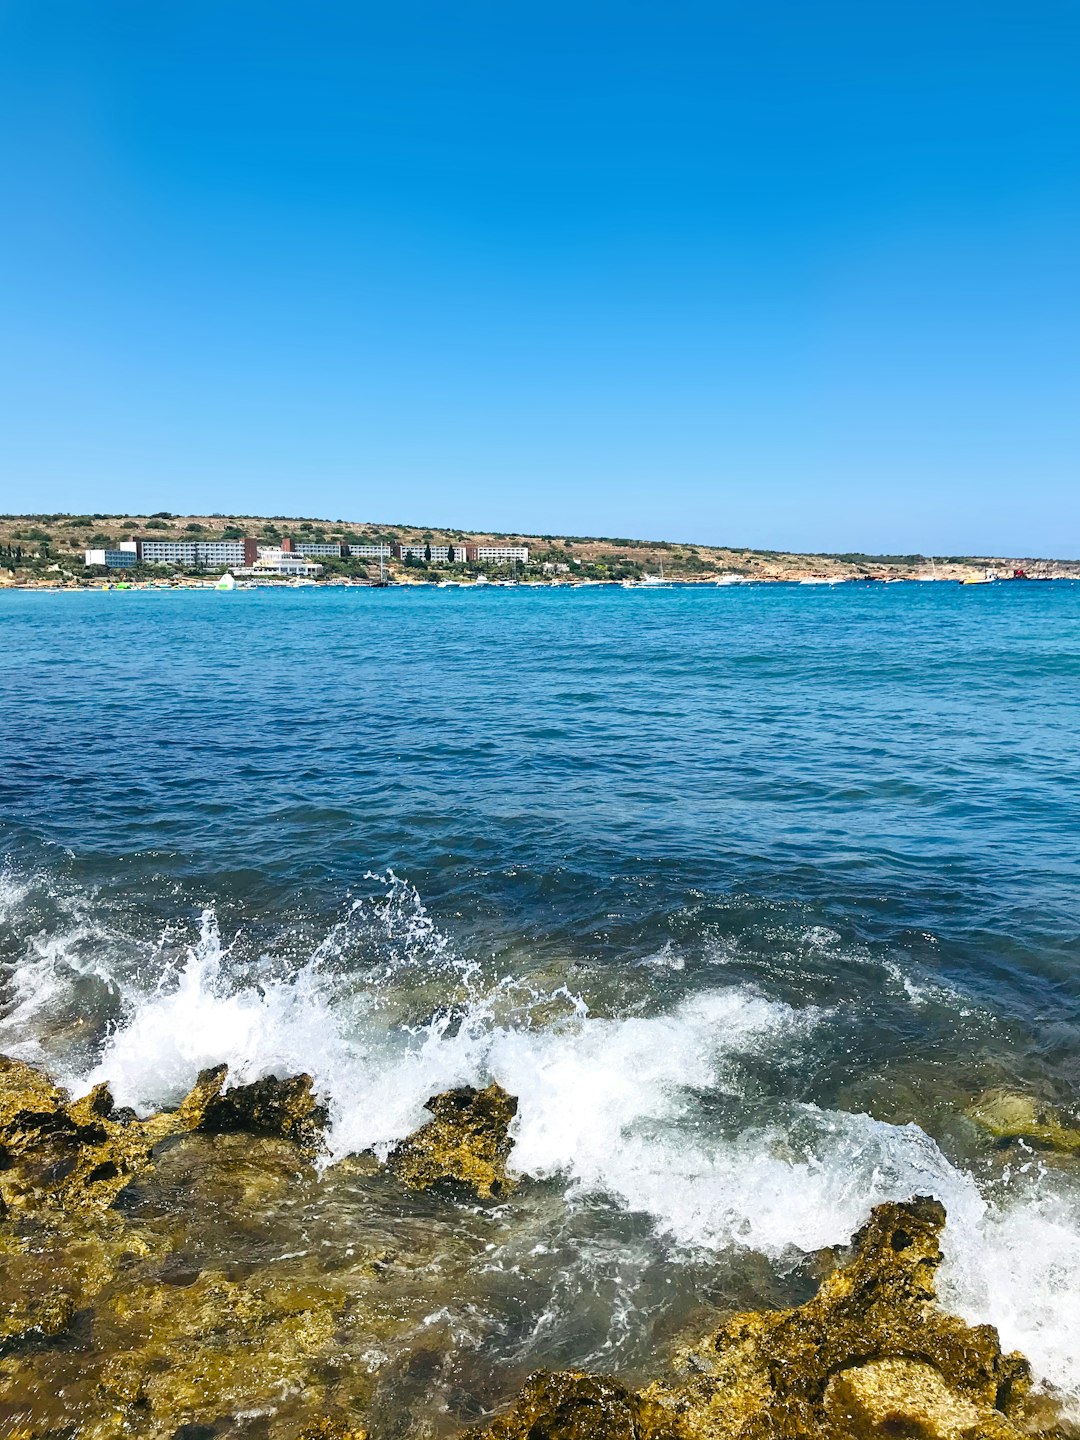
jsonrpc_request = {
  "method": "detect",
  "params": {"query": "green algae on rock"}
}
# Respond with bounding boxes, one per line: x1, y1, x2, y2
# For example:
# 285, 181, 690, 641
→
196, 1066, 329, 1152
645, 1195, 1033, 1437
387, 1082, 518, 1199
468, 1199, 1046, 1440
0, 1056, 328, 1217
967, 1089, 1080, 1156
463, 1372, 679, 1440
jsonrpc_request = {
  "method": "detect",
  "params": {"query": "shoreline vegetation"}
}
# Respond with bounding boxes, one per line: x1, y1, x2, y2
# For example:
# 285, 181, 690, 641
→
2, 511, 1079, 589
1, 1054, 1075, 1439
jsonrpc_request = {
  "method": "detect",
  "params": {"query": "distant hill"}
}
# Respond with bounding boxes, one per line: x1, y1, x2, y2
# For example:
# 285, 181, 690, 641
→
1, 511, 1076, 583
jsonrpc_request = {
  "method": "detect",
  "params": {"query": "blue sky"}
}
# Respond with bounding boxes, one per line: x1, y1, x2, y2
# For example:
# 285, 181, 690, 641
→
1, 2, 1078, 555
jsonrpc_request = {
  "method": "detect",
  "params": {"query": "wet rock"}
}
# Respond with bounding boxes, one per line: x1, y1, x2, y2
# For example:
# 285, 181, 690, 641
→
464, 1372, 676, 1440
200, 1071, 329, 1153
0, 1209, 163, 1343
90, 1268, 347, 1424
470, 1199, 1039, 1440
387, 1083, 518, 1199
0, 1057, 327, 1216
644, 1196, 1031, 1439
295, 1418, 369, 1440
967, 1089, 1080, 1155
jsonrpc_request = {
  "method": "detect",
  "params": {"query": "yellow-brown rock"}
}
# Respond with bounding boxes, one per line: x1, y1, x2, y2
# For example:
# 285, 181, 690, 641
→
464, 1372, 678, 1440
824, 1358, 1018, 1439
387, 1082, 518, 1199
967, 1089, 1080, 1156
295, 1417, 370, 1440
0, 1056, 327, 1217
644, 1196, 1030, 1439
468, 1199, 1038, 1440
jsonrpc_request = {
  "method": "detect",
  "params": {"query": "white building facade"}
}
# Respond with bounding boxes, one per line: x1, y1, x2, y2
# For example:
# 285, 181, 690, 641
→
84, 547, 137, 569
395, 544, 466, 563
248, 547, 323, 576
136, 538, 251, 567
466, 545, 529, 565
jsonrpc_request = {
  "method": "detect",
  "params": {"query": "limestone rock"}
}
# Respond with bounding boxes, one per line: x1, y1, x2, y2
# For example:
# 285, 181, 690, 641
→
463, 1372, 677, 1440
387, 1083, 518, 1199
295, 1418, 370, 1440
200, 1070, 329, 1152
0, 1056, 327, 1216
967, 1089, 1080, 1155
644, 1195, 1030, 1439
469, 1199, 1036, 1440
824, 1357, 1019, 1439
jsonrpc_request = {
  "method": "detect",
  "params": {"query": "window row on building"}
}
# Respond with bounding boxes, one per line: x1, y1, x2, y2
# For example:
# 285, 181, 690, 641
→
280, 539, 392, 558
395, 544, 530, 564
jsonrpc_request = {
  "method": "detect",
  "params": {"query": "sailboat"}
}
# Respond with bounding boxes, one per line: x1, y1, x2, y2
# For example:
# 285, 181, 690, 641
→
629, 560, 671, 588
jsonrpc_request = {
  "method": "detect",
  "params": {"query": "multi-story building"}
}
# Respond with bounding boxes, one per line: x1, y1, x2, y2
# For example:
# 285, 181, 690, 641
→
465, 545, 529, 565
280, 539, 393, 559
133, 537, 258, 568
280, 539, 343, 557
84, 546, 137, 569
394, 544, 466, 564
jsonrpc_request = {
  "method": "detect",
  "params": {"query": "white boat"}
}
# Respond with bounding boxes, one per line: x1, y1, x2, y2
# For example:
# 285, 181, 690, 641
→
628, 561, 671, 588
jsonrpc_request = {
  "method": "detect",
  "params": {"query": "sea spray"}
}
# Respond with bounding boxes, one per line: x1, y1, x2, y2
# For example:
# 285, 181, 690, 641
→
3, 869, 1079, 1405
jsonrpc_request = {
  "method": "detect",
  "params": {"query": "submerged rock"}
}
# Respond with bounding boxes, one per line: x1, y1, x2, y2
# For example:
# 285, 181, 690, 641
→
387, 1083, 518, 1199
967, 1089, 1080, 1156
465, 1372, 677, 1440
469, 1198, 1041, 1440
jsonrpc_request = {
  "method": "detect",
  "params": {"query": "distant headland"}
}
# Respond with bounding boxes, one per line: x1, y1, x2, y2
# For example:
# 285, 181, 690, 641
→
1, 511, 1077, 587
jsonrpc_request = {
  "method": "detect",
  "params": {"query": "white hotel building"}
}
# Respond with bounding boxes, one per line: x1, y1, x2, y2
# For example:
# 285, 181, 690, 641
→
466, 545, 529, 565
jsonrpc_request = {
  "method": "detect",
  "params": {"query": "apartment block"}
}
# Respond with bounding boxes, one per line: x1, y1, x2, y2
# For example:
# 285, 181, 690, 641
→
84, 547, 137, 569
394, 544, 466, 563
464, 545, 529, 565
134, 537, 258, 567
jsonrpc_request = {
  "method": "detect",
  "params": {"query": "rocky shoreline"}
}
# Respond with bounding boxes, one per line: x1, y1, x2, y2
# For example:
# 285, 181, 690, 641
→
0, 1056, 1073, 1440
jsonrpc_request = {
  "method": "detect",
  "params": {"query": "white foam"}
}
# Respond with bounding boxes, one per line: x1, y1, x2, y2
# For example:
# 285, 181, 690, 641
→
8, 875, 1078, 1406
941, 1179, 1080, 1406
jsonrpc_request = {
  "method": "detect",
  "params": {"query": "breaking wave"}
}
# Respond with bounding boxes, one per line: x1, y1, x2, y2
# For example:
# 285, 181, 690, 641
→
2, 869, 1078, 1404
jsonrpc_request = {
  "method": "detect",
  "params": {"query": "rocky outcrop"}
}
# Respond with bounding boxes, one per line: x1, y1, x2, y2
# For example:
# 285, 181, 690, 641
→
387, 1082, 518, 1199
967, 1089, 1080, 1156
197, 1066, 329, 1151
467, 1198, 1043, 1440
0, 1056, 327, 1217
465, 1372, 677, 1440
1, 1057, 1067, 1440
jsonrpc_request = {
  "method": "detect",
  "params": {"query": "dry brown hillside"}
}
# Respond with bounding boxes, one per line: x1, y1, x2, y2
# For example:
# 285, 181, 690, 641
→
0, 510, 1076, 582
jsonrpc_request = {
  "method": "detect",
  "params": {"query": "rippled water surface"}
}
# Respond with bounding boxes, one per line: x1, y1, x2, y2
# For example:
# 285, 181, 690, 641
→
2, 582, 1079, 1424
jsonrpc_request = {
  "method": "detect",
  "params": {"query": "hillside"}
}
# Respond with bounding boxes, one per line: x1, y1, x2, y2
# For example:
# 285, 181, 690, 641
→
1, 511, 1076, 584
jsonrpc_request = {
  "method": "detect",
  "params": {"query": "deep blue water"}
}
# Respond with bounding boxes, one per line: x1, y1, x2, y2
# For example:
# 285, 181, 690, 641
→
2, 581, 1079, 1400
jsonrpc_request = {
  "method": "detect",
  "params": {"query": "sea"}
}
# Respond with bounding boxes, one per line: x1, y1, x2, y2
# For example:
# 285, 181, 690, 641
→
2, 581, 1079, 1423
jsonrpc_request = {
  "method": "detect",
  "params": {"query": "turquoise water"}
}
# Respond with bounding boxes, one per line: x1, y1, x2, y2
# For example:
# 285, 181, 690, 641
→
2, 582, 1079, 1411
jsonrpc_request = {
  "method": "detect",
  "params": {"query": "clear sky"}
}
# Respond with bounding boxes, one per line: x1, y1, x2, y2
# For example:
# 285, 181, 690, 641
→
1, 2, 1078, 556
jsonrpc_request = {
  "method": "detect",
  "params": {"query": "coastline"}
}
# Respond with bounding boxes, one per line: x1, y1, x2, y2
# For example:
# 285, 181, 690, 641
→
2, 1054, 1074, 1440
